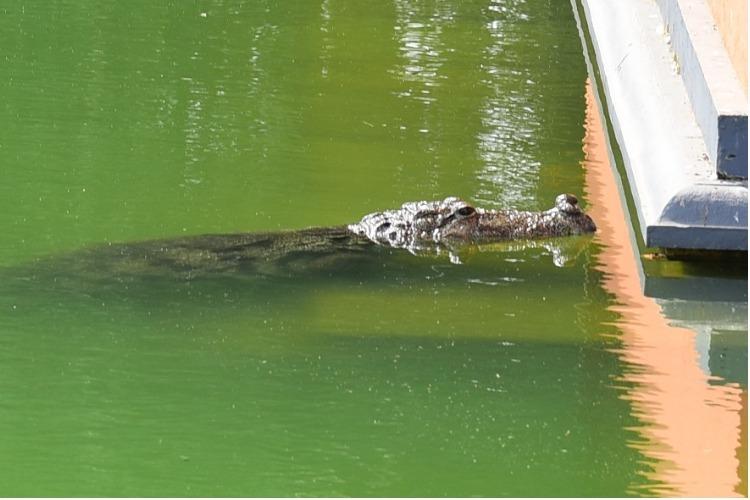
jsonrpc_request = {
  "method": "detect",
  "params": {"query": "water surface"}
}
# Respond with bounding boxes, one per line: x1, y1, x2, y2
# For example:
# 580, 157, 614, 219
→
0, 0, 745, 496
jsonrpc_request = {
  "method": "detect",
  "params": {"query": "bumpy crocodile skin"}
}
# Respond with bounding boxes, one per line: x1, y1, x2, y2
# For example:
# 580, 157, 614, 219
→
348, 194, 595, 255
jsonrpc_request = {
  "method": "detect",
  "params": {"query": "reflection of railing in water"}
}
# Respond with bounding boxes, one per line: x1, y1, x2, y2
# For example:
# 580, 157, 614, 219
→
582, 78, 746, 496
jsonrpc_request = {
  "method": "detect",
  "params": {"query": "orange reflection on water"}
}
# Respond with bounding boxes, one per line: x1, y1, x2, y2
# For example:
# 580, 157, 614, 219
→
581, 78, 747, 496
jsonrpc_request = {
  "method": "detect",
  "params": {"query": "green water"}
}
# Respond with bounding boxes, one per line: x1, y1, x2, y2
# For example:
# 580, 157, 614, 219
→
0, 0, 744, 497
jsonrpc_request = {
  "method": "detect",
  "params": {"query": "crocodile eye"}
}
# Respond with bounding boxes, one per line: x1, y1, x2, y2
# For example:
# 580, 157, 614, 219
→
456, 206, 475, 217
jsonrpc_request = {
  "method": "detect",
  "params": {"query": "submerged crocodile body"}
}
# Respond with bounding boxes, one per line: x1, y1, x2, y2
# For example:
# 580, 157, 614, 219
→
24, 194, 596, 283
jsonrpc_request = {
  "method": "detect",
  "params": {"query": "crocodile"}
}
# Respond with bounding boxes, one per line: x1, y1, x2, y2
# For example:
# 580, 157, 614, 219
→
18, 193, 596, 284
348, 193, 595, 254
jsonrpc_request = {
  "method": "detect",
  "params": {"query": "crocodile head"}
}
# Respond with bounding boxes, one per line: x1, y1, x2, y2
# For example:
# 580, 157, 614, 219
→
348, 193, 596, 254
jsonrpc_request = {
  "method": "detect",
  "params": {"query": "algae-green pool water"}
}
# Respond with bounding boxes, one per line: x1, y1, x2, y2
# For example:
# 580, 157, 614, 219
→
0, 1, 744, 496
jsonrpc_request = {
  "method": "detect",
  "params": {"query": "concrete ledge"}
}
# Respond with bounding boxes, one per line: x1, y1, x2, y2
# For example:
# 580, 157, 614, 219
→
657, 0, 748, 179
575, 0, 747, 251
652, 182, 747, 249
